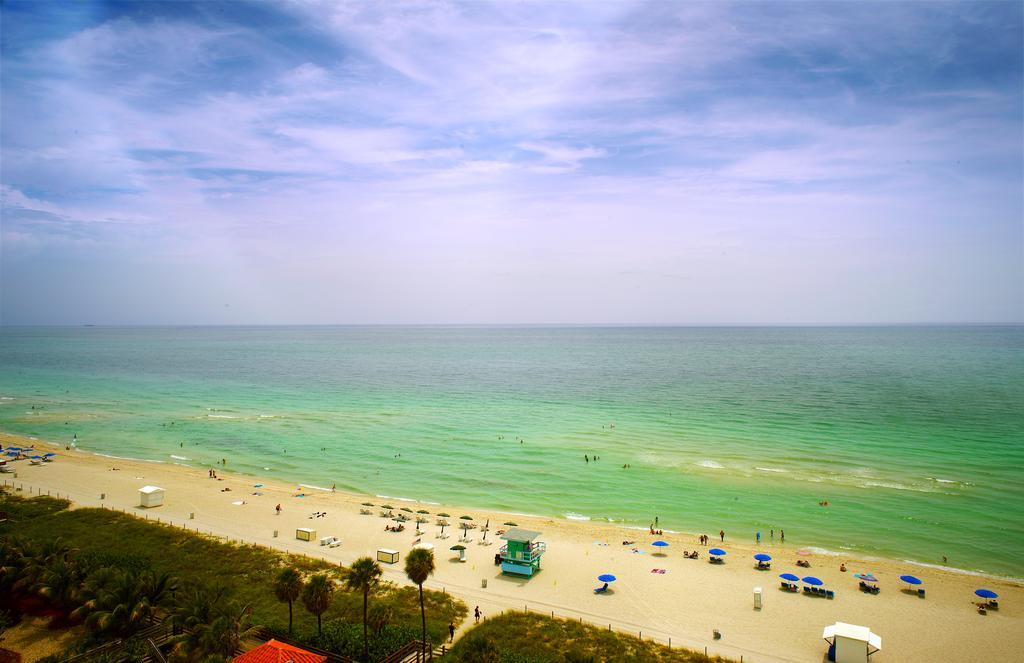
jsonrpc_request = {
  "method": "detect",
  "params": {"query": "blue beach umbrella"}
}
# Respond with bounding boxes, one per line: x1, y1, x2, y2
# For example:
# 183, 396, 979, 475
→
709, 548, 727, 556
802, 576, 824, 586
5, 451, 17, 456
43, 452, 56, 457
597, 574, 617, 583
651, 540, 669, 547
899, 575, 922, 585
779, 573, 800, 582
29, 455, 42, 460
975, 589, 998, 599
754, 553, 772, 561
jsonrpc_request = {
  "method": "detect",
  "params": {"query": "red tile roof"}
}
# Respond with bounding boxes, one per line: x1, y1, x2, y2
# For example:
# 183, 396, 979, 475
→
233, 639, 327, 663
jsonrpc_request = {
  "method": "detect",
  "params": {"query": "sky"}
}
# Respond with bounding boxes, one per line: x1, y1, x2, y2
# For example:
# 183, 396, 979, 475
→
1, 0, 1022, 325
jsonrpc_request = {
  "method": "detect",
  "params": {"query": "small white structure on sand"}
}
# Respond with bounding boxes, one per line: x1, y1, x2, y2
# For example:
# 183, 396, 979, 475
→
138, 485, 165, 508
823, 622, 881, 663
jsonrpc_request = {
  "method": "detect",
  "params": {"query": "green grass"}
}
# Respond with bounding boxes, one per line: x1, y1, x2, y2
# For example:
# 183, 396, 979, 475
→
0, 490, 466, 645
446, 611, 733, 663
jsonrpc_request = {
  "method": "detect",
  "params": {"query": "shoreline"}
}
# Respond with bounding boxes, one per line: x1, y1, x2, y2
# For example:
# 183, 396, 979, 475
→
3, 430, 1024, 662
5, 430, 1021, 584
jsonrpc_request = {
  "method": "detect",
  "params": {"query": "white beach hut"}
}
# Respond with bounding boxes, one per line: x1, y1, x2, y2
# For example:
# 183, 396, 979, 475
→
823, 622, 881, 663
138, 485, 165, 508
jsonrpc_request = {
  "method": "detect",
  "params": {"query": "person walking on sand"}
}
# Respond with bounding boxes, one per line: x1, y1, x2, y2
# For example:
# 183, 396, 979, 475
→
720, 530, 725, 542
275, 504, 281, 515
474, 606, 481, 624
756, 531, 761, 544
781, 529, 785, 543
449, 622, 456, 642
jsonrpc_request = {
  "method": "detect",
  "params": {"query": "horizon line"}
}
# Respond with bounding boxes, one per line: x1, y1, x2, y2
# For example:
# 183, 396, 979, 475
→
2, 322, 1022, 329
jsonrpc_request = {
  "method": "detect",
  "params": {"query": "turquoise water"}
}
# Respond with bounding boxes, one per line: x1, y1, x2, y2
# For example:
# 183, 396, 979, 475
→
1, 326, 1022, 576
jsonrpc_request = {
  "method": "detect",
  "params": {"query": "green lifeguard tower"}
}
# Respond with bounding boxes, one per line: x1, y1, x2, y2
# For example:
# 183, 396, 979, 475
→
499, 527, 547, 577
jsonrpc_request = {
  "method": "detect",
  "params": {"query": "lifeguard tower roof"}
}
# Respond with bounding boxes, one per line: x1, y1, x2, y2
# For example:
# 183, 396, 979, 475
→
501, 527, 541, 542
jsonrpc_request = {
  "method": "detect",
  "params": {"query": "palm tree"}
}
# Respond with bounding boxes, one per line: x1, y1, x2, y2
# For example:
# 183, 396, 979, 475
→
273, 568, 303, 635
169, 583, 253, 661
300, 573, 334, 637
343, 557, 382, 662
33, 556, 85, 613
200, 602, 256, 659
74, 569, 173, 637
404, 548, 435, 657
3, 537, 74, 597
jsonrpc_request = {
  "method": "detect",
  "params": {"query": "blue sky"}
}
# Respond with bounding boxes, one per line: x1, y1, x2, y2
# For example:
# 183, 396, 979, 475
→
1, 0, 1021, 325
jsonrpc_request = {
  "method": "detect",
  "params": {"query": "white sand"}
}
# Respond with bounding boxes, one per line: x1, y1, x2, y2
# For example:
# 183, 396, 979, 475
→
3, 434, 1022, 662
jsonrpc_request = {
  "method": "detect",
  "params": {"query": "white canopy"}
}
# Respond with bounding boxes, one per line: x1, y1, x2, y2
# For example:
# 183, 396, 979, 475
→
823, 622, 881, 654
139, 485, 164, 494
412, 542, 435, 551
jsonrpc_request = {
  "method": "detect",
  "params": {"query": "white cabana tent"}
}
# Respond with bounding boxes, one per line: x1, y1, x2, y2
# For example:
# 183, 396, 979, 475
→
138, 485, 165, 508
823, 622, 881, 663
412, 542, 434, 552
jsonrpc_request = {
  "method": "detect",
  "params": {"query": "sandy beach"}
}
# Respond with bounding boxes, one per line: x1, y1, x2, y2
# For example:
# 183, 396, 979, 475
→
2, 432, 1022, 663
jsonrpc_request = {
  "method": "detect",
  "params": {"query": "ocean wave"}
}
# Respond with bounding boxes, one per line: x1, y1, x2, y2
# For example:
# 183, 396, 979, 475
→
564, 512, 590, 521
861, 480, 936, 493
258, 414, 279, 419
299, 483, 333, 492
926, 477, 972, 487
91, 452, 165, 464
696, 459, 724, 469
170, 455, 190, 461
375, 494, 420, 503
899, 559, 1023, 582
206, 414, 238, 419
754, 466, 787, 473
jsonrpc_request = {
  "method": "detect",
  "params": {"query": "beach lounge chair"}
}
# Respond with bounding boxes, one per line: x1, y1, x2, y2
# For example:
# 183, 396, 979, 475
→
987, 600, 999, 610
594, 582, 609, 594
710, 556, 724, 564
917, 588, 926, 598
826, 590, 835, 599
756, 561, 771, 570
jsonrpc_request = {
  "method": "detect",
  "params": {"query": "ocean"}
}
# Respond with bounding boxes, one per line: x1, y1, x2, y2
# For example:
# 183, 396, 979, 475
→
1, 325, 1022, 576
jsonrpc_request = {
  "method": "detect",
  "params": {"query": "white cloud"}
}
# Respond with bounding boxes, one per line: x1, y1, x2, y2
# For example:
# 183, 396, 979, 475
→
1, 1, 1021, 323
